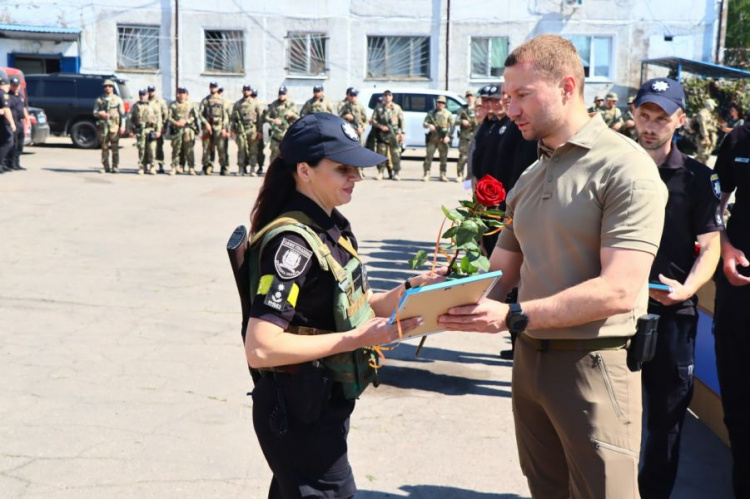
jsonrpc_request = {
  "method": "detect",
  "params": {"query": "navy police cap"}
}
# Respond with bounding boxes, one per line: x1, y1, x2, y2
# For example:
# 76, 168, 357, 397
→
278, 85, 288, 94
280, 113, 386, 168
635, 78, 685, 115
147, 85, 156, 92
313, 84, 324, 92
138, 89, 147, 96
209, 81, 219, 87
242, 84, 252, 91
346, 87, 359, 96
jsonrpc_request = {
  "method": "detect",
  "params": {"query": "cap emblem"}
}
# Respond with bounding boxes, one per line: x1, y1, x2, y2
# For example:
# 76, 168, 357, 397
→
652, 81, 670, 92
342, 122, 359, 141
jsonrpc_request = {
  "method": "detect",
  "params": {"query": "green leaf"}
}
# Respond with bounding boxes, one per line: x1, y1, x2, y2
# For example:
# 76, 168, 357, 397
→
455, 220, 480, 247
472, 255, 491, 272
408, 250, 428, 270
459, 200, 476, 208
441, 205, 464, 222
460, 254, 478, 274
462, 241, 480, 252
484, 209, 505, 217
456, 209, 470, 218
442, 226, 458, 239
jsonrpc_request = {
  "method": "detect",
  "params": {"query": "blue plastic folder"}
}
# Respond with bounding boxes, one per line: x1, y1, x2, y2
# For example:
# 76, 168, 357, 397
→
388, 270, 503, 338
648, 282, 673, 293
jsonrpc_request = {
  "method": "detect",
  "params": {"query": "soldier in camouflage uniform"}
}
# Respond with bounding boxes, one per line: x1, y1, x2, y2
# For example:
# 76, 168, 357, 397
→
587, 95, 605, 116
300, 84, 335, 116
423, 96, 456, 182
456, 89, 478, 181
602, 92, 623, 131
619, 96, 638, 141
339, 87, 368, 177
168, 87, 200, 175
147, 85, 169, 173
198, 81, 229, 175
265, 85, 298, 164
93, 79, 126, 173
130, 89, 162, 174
694, 98, 719, 163
232, 84, 264, 176
370, 89, 404, 180
251, 87, 267, 173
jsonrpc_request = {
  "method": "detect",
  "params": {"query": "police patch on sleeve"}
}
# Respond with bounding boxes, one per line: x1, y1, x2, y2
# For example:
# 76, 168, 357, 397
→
274, 237, 313, 280
710, 173, 721, 200
264, 276, 292, 311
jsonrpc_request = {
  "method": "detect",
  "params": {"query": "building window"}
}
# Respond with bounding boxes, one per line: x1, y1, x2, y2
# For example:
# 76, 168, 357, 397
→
205, 30, 244, 74
470, 37, 508, 78
117, 25, 159, 71
367, 36, 430, 79
564, 35, 613, 79
287, 32, 328, 77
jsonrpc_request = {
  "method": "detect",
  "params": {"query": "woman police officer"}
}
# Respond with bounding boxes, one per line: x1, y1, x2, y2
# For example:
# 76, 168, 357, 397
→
244, 113, 443, 498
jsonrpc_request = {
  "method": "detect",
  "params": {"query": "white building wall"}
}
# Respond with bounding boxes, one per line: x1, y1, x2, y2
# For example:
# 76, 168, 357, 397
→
0, 0, 719, 104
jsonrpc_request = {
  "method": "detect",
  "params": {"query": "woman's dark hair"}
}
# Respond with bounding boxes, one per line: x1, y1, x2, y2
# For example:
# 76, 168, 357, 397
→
249, 156, 322, 233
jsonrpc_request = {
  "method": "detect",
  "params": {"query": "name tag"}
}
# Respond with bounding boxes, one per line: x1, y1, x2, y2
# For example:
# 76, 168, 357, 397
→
734, 157, 750, 164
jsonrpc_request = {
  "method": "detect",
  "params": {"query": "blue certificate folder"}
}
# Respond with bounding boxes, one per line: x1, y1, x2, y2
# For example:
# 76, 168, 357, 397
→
387, 270, 503, 338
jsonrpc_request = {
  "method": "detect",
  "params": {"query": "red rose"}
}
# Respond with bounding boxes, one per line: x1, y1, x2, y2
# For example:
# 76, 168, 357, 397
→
475, 175, 506, 207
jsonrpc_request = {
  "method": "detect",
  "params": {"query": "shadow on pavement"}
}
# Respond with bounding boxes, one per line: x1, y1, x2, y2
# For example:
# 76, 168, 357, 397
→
43, 167, 102, 174
377, 364, 511, 398
386, 341, 512, 368
359, 486, 527, 498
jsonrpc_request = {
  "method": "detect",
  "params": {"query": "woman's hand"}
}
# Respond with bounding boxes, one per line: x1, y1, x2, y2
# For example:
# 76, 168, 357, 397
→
356, 316, 423, 346
409, 266, 449, 288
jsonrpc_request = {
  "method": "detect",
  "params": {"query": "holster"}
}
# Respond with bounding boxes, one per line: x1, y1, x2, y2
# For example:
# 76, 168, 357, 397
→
226, 226, 258, 384
627, 314, 660, 372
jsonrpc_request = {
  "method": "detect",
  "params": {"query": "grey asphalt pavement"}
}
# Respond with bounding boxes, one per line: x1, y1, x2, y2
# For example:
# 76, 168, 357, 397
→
0, 137, 732, 498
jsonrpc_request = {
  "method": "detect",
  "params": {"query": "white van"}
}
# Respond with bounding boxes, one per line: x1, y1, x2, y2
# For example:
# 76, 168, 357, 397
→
358, 88, 467, 149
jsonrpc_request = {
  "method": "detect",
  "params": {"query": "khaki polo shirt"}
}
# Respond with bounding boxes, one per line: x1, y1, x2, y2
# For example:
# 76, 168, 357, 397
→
497, 114, 667, 340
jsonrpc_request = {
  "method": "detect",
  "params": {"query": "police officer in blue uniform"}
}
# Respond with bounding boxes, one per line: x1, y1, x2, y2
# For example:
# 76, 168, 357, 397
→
6, 76, 28, 171
713, 115, 750, 499
0, 76, 16, 173
244, 113, 443, 499
633, 78, 724, 499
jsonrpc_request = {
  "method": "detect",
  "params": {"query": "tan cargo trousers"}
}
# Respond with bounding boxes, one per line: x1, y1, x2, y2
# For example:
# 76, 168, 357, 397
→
512, 336, 642, 499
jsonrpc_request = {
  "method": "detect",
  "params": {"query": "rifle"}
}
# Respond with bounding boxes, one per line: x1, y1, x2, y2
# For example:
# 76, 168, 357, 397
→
425, 111, 449, 142
235, 108, 250, 163
226, 225, 260, 384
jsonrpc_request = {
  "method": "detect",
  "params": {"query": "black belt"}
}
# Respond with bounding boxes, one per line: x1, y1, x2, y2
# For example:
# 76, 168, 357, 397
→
520, 332, 629, 352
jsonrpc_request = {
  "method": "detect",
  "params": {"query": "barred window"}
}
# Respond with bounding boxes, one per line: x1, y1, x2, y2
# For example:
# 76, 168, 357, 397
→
117, 25, 159, 71
287, 32, 328, 76
205, 30, 244, 74
470, 37, 508, 78
564, 35, 613, 79
367, 36, 430, 79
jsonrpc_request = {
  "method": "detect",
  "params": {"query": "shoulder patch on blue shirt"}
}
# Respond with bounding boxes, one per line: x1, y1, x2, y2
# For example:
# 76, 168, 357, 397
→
273, 237, 313, 280
710, 173, 721, 200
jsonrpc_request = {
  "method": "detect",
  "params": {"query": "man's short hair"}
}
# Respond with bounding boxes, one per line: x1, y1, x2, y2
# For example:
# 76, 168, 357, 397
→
504, 34, 585, 96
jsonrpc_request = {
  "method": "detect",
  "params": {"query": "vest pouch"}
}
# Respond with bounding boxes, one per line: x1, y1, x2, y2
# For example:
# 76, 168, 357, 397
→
320, 348, 378, 400
281, 361, 333, 424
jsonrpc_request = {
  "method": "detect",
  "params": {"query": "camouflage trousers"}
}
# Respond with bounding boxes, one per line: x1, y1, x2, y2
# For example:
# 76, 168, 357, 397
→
236, 129, 260, 170
155, 132, 165, 167
376, 138, 401, 173
424, 139, 449, 174
457, 138, 471, 178
99, 126, 120, 170
202, 126, 227, 171
136, 127, 157, 170
269, 138, 282, 165
172, 128, 196, 168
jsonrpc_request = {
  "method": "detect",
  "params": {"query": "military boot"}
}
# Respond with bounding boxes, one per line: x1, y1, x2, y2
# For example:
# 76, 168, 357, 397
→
111, 166, 119, 174
169, 167, 176, 176
137, 166, 144, 175
148, 165, 156, 175
188, 167, 197, 176
423, 169, 431, 182
256, 167, 264, 176
440, 170, 448, 182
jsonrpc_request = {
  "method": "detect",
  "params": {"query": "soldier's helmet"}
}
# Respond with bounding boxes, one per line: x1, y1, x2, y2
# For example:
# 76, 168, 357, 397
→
465, 89, 474, 97
102, 79, 115, 87
436, 96, 447, 104
594, 95, 603, 101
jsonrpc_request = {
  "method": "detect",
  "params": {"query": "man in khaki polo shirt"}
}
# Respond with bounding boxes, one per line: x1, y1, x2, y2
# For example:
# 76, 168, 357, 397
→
439, 34, 668, 498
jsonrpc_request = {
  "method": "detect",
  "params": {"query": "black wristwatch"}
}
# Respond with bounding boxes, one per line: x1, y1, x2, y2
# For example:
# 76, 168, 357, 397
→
404, 276, 415, 290
506, 302, 529, 334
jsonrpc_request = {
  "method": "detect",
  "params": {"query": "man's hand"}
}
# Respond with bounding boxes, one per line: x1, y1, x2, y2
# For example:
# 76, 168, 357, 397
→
205, 123, 212, 135
437, 298, 508, 333
221, 130, 229, 138
648, 274, 692, 306
176, 119, 186, 127
98, 111, 109, 119
344, 113, 354, 122
154, 132, 161, 139
723, 243, 750, 286
273, 118, 282, 126
461, 119, 470, 128
427, 124, 436, 133
397, 133, 404, 143
380, 125, 389, 132
257, 132, 263, 140
119, 127, 126, 136
442, 136, 450, 144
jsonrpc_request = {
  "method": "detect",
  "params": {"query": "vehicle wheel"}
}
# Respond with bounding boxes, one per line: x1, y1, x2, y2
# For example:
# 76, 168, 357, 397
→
70, 120, 100, 149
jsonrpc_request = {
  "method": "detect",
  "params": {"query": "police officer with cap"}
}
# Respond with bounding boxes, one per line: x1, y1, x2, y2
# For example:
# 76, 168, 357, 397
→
244, 112, 443, 498
713, 95, 750, 499
250, 86, 267, 172
199, 81, 229, 175
633, 77, 724, 499
265, 85, 298, 164
0, 76, 16, 173
5, 76, 28, 171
